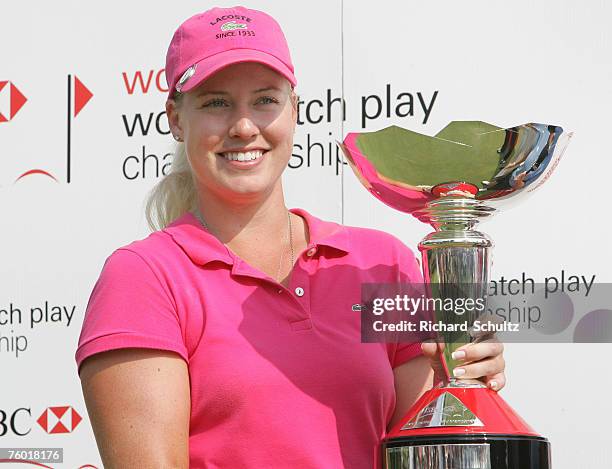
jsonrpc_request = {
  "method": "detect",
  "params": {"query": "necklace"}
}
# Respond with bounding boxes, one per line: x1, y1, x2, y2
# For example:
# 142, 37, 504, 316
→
193, 207, 294, 284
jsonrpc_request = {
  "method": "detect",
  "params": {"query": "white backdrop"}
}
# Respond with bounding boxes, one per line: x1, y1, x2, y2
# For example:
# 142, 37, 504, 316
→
1, 1, 610, 467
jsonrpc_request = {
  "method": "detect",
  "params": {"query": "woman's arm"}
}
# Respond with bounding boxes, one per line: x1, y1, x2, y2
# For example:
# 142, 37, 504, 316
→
79, 349, 190, 468
388, 355, 433, 431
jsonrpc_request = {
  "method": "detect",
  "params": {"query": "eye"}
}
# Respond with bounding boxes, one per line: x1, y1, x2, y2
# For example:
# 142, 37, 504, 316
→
202, 98, 228, 108
257, 96, 279, 105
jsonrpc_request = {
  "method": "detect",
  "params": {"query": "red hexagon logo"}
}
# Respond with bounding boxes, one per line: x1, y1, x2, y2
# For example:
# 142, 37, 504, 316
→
36, 406, 82, 434
0, 81, 27, 122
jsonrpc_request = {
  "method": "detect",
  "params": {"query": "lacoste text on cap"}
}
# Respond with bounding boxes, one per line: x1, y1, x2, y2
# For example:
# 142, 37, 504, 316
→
165, 6, 297, 99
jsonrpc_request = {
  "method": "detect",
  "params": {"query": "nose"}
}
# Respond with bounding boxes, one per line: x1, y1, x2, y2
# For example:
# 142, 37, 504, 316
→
229, 115, 260, 140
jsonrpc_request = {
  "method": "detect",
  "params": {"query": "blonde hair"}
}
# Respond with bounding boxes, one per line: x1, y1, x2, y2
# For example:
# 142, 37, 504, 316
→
144, 139, 198, 231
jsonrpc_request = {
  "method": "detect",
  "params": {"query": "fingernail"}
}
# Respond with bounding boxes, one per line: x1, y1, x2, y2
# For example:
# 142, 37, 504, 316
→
451, 350, 466, 360
489, 380, 498, 390
453, 368, 465, 377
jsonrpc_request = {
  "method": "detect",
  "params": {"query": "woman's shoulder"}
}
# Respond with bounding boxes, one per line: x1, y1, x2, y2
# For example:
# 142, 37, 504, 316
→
296, 208, 416, 261
104, 212, 199, 272
110, 230, 176, 263
343, 223, 417, 261
343, 222, 406, 246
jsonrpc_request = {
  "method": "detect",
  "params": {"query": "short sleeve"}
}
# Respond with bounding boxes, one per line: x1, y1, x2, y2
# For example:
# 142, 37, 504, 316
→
75, 248, 188, 375
388, 238, 426, 369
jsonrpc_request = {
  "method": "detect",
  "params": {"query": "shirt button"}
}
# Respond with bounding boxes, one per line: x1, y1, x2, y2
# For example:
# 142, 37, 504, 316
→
278, 289, 283, 294
294, 287, 304, 297
306, 247, 317, 257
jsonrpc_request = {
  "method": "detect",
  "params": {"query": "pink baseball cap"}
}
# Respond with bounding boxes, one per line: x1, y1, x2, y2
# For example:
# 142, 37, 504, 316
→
165, 6, 297, 99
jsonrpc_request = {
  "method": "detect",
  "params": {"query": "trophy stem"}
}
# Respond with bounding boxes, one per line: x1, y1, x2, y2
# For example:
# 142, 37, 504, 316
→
417, 196, 494, 384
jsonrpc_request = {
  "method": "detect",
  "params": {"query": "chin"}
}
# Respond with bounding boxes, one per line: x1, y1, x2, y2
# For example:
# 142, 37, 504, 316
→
221, 180, 276, 198
230, 169, 283, 188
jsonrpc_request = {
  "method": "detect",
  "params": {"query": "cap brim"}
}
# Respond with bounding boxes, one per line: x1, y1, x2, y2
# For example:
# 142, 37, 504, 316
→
175, 48, 297, 95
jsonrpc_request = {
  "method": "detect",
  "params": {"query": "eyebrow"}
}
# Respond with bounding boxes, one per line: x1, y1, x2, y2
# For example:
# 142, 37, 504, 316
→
196, 86, 282, 97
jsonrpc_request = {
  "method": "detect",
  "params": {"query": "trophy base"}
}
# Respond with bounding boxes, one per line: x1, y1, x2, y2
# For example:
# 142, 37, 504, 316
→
383, 434, 550, 469
382, 385, 550, 468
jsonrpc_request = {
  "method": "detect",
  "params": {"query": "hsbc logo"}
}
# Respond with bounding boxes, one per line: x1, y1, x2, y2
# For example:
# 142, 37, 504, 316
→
0, 405, 82, 437
37, 406, 82, 434
0, 81, 27, 122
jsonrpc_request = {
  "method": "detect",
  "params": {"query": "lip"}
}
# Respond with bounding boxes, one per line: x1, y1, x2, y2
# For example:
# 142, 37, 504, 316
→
219, 147, 269, 153
216, 149, 269, 169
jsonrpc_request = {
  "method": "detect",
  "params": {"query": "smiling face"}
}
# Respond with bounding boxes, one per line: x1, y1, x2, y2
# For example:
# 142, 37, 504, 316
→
166, 62, 298, 204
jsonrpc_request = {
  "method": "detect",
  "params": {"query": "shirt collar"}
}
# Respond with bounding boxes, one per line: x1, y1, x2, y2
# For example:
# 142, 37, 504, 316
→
290, 208, 350, 255
163, 208, 350, 267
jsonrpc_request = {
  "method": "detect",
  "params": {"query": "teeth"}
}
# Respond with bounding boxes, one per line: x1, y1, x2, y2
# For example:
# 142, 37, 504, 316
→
222, 150, 264, 161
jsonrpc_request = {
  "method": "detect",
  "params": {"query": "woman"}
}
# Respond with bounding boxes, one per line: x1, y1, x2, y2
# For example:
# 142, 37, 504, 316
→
76, 6, 505, 468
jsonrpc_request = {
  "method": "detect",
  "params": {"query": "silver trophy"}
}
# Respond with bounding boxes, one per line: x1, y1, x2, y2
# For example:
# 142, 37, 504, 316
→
339, 121, 572, 469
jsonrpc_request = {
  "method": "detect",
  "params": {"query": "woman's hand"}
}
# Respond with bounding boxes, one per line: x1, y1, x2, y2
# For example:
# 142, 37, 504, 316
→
420, 336, 506, 391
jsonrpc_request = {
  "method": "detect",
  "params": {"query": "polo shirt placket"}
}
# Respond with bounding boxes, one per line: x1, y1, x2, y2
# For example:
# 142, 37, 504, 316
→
285, 245, 315, 331
229, 253, 314, 331
213, 208, 352, 334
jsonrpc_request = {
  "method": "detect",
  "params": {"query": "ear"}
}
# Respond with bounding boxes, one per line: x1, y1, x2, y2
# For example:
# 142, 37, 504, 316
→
165, 98, 183, 138
290, 90, 299, 125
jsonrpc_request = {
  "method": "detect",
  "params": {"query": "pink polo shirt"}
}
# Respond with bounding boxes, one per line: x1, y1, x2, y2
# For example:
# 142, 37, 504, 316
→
75, 208, 424, 469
